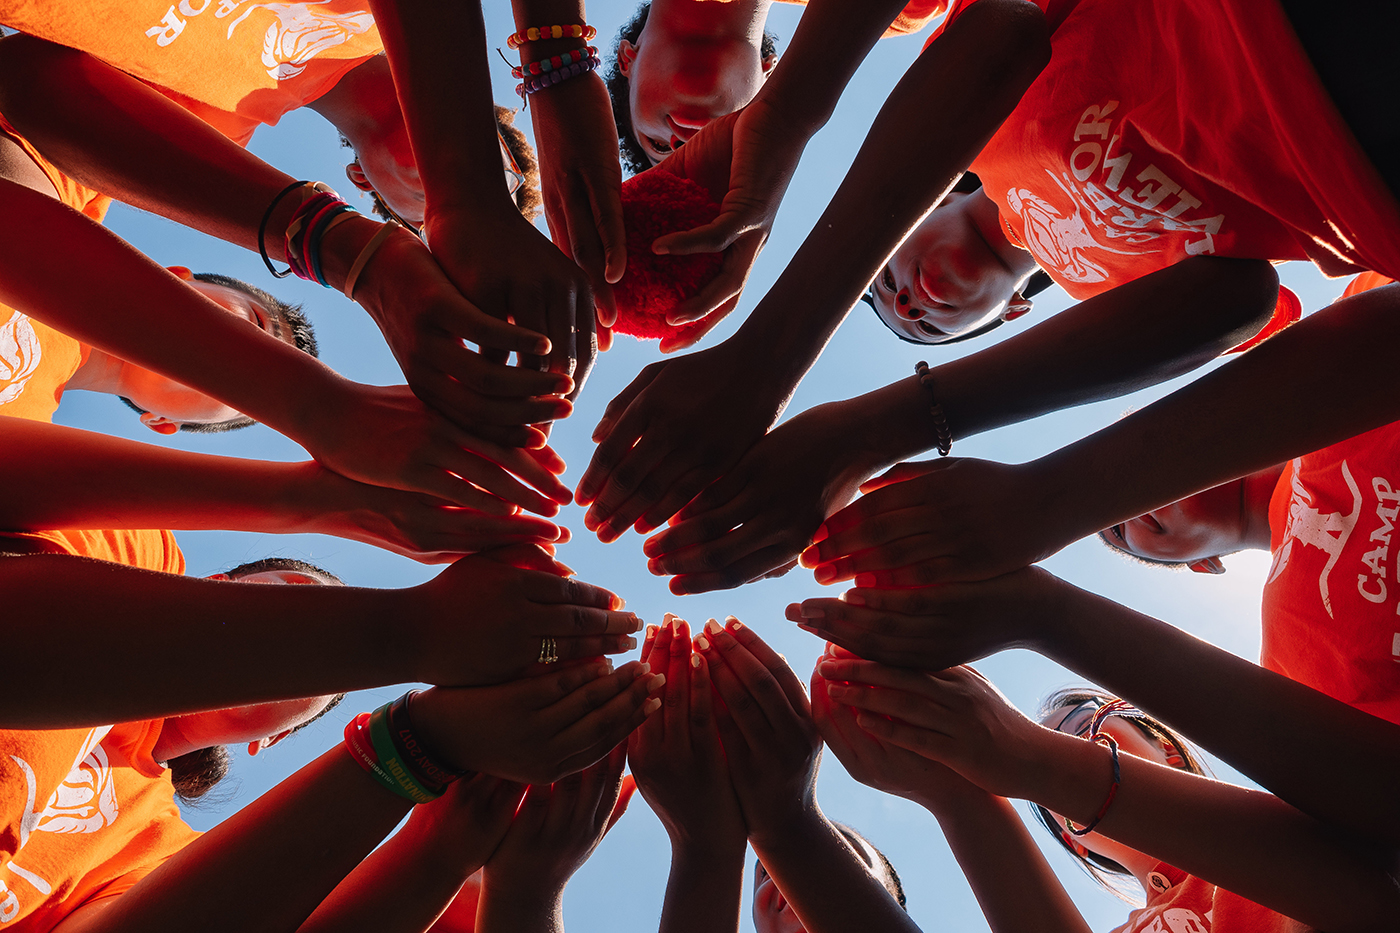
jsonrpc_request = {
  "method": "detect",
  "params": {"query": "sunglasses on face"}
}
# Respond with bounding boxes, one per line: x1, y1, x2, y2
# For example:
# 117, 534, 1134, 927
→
372, 129, 526, 242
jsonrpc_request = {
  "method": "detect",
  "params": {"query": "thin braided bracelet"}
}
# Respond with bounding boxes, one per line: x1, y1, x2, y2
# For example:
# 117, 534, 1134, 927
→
507, 23, 595, 49
515, 52, 601, 99
913, 361, 953, 456
1064, 733, 1121, 836
512, 45, 597, 78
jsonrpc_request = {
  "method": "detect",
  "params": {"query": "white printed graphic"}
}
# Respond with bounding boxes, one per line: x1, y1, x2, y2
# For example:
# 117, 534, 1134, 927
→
1006, 185, 1117, 285
0, 312, 42, 406
13, 728, 119, 849
1266, 460, 1362, 618
227, 2, 375, 80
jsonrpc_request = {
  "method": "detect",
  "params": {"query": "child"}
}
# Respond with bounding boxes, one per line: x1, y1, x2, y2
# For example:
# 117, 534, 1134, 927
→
812, 657, 1400, 931
580, 0, 1400, 600
629, 615, 912, 933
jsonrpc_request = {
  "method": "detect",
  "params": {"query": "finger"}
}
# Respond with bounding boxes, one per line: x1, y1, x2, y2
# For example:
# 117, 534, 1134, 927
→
551, 665, 666, 775
595, 461, 718, 544
441, 298, 552, 358
856, 713, 954, 764
788, 616, 934, 671
801, 485, 930, 565
724, 617, 809, 716
431, 338, 571, 399
529, 659, 620, 708
475, 437, 574, 506
826, 682, 944, 728
594, 451, 702, 542
596, 320, 614, 352
588, 169, 627, 286
607, 771, 637, 832
687, 649, 722, 755
548, 765, 587, 836
762, 559, 800, 580
694, 619, 793, 741
635, 466, 724, 536
666, 231, 760, 325
658, 292, 736, 354
639, 622, 661, 667
643, 482, 751, 559
858, 459, 946, 495
669, 543, 805, 596
433, 448, 560, 517
525, 572, 624, 610
555, 632, 642, 661
579, 741, 628, 829
652, 209, 754, 256
589, 362, 662, 447
663, 619, 692, 737
577, 408, 649, 510
786, 598, 931, 642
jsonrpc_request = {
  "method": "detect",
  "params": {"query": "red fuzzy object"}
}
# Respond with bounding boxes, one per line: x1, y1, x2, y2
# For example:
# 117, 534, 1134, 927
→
613, 171, 724, 341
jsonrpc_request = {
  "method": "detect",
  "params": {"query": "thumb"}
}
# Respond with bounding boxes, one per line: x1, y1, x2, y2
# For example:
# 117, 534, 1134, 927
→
606, 773, 638, 831
859, 459, 949, 494
652, 207, 756, 256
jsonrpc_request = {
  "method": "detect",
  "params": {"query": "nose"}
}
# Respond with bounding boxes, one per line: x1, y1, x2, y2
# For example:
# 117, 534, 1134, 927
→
895, 286, 921, 320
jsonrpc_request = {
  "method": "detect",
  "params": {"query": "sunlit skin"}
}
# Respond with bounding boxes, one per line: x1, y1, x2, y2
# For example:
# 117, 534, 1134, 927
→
871, 189, 1038, 343
63, 271, 289, 433
619, 0, 777, 166
1100, 466, 1283, 566
150, 568, 344, 761
752, 832, 894, 933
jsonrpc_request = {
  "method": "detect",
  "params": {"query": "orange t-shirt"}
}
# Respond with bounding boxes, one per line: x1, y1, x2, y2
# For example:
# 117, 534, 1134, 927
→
0, 721, 198, 930
746, 0, 947, 38
0, 1, 382, 146
930, 0, 1400, 300
1342, 272, 1395, 300
1110, 863, 1304, 933
1259, 417, 1400, 727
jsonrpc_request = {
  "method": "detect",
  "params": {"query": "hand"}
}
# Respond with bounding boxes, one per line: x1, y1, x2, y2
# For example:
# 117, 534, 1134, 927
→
810, 645, 991, 812
642, 400, 885, 594
800, 457, 1060, 586
414, 661, 664, 785
303, 382, 574, 516
577, 339, 785, 540
409, 546, 643, 685
812, 659, 1048, 800
406, 773, 527, 874
350, 223, 572, 447
425, 200, 596, 396
648, 100, 811, 340
695, 617, 821, 843
528, 73, 625, 336
628, 616, 747, 848
303, 462, 567, 562
785, 566, 1065, 671
484, 744, 634, 895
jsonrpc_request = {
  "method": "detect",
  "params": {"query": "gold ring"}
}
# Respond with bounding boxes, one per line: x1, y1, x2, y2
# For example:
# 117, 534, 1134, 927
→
538, 636, 559, 664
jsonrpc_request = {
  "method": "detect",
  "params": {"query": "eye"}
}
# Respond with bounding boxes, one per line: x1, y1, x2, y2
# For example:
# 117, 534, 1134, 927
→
916, 319, 946, 339
880, 265, 896, 292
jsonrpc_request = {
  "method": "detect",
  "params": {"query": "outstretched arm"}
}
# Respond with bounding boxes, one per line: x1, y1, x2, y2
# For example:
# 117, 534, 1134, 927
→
577, 0, 1052, 537
0, 35, 569, 447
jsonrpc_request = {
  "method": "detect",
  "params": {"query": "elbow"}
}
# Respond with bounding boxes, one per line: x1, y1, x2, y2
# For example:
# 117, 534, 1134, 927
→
1195, 256, 1281, 351
0, 36, 85, 117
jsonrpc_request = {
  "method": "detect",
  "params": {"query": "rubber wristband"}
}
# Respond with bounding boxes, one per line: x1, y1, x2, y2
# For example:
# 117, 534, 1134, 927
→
343, 220, 400, 301
389, 691, 466, 787
258, 180, 313, 278
343, 712, 419, 802
368, 705, 442, 803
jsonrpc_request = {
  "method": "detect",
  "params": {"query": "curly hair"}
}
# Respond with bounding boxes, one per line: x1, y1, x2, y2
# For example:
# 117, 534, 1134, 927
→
606, 2, 780, 176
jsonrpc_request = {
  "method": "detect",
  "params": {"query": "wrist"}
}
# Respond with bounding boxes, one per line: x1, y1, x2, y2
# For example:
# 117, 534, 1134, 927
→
747, 797, 823, 852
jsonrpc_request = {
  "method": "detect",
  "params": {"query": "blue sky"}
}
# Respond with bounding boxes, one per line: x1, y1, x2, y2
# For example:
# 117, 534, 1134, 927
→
52, 2, 1354, 929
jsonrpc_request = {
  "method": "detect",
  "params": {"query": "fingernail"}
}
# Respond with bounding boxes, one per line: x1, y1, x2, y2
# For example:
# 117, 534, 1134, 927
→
844, 592, 866, 606
638, 662, 651, 675
696, 635, 711, 651
813, 565, 836, 584
855, 573, 877, 588
644, 697, 662, 715
691, 655, 702, 668
595, 662, 612, 677
624, 637, 638, 650
646, 624, 659, 639
726, 616, 742, 631
648, 559, 664, 575
663, 613, 675, 624
803, 606, 825, 620
705, 619, 722, 636
647, 674, 667, 691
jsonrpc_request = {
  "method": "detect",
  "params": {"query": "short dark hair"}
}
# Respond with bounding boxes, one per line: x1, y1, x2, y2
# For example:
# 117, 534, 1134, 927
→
1096, 529, 1191, 570
169, 557, 347, 804
118, 273, 315, 434
606, 2, 780, 176
832, 823, 907, 910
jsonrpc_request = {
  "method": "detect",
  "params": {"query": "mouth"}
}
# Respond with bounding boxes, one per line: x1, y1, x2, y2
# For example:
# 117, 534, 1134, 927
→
914, 266, 954, 311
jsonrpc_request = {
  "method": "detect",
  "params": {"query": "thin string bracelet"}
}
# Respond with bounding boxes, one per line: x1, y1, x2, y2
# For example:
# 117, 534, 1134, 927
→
914, 361, 953, 456
1064, 733, 1121, 836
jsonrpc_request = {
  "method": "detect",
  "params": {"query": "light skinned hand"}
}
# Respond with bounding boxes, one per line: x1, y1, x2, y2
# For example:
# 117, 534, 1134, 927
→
527, 73, 625, 335
785, 566, 1063, 671
409, 773, 527, 873
643, 400, 881, 594
309, 382, 573, 516
413, 662, 664, 786
811, 644, 993, 811
409, 545, 643, 685
424, 199, 596, 397
351, 224, 573, 447
304, 461, 567, 562
694, 617, 821, 842
628, 615, 747, 847
577, 340, 785, 541
484, 743, 635, 895
800, 457, 1058, 587
814, 658, 1049, 800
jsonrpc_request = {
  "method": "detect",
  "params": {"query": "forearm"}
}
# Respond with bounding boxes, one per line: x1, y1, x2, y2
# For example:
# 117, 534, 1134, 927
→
923, 789, 1090, 933
0, 554, 413, 727
369, 0, 513, 219
0, 36, 382, 287
0, 418, 323, 534
300, 803, 482, 933
1030, 281, 1400, 550
1029, 576, 1400, 843
475, 879, 563, 933
750, 808, 921, 933
0, 179, 350, 440
72, 746, 413, 933
658, 836, 746, 933
731, 1, 1050, 397
1030, 732, 1400, 933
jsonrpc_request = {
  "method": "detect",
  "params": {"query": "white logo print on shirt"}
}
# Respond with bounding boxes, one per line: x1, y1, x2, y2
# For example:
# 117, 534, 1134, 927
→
227, 2, 375, 80
0, 312, 42, 406
1266, 460, 1362, 618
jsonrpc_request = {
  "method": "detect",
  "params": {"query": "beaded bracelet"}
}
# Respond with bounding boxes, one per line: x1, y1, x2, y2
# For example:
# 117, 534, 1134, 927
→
512, 45, 597, 78
506, 23, 595, 49
1063, 732, 1121, 836
516, 51, 601, 99
913, 361, 953, 456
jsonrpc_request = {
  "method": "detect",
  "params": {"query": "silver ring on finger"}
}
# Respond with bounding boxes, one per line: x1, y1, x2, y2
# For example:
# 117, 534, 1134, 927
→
538, 636, 559, 665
